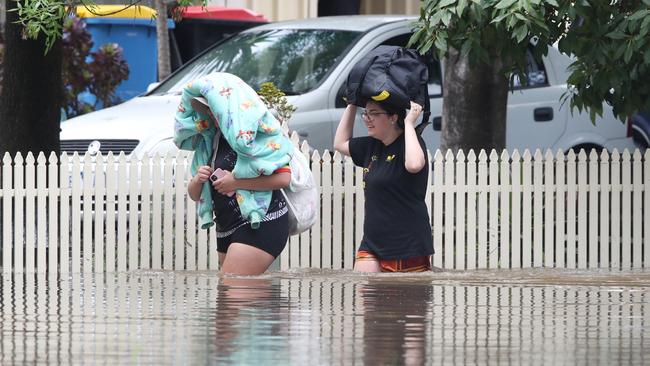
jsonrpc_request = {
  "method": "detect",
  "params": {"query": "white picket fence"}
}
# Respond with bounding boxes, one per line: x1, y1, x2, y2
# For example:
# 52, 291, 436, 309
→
0, 138, 648, 273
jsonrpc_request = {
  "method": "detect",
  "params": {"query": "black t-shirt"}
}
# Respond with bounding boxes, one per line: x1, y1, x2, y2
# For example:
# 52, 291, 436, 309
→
349, 134, 433, 259
210, 135, 286, 236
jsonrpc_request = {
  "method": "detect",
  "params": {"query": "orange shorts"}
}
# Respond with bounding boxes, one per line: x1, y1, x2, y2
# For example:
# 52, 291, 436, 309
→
355, 250, 431, 272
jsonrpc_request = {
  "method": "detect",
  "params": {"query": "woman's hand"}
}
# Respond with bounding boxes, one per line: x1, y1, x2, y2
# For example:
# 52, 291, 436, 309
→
194, 166, 213, 183
405, 101, 423, 128
212, 170, 237, 196
188, 165, 213, 202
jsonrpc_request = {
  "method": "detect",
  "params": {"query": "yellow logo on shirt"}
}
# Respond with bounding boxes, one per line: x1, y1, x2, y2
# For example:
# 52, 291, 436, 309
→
386, 154, 395, 162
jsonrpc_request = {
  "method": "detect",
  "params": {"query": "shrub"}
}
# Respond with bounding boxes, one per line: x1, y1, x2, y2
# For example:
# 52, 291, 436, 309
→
61, 17, 129, 118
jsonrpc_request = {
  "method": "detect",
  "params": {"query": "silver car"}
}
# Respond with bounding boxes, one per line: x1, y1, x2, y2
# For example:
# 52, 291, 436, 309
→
60, 15, 635, 156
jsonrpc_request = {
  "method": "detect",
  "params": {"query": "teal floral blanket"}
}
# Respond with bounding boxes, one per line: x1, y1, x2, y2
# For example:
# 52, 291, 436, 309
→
173, 72, 292, 229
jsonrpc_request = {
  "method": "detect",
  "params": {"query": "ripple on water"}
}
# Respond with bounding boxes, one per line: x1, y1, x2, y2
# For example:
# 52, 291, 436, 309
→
0, 269, 648, 365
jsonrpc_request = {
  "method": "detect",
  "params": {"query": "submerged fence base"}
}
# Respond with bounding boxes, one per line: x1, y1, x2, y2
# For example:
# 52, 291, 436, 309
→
0, 145, 648, 273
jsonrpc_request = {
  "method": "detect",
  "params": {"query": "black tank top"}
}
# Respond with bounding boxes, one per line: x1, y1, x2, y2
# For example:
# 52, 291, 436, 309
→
210, 135, 286, 236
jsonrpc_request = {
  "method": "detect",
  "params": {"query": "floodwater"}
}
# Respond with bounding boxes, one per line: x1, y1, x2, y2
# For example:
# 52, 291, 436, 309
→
1, 269, 649, 365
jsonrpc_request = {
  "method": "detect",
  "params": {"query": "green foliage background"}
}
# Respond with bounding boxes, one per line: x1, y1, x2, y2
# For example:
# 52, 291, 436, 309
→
410, 0, 650, 122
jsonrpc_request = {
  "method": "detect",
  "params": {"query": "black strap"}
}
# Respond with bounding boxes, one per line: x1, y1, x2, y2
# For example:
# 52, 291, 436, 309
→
415, 82, 430, 136
210, 128, 221, 168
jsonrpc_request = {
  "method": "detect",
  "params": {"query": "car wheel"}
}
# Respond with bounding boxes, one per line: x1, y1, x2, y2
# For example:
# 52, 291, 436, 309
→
569, 144, 603, 156
632, 129, 649, 152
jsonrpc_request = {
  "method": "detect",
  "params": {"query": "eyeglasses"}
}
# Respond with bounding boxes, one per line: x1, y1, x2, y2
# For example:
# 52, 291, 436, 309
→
361, 110, 390, 120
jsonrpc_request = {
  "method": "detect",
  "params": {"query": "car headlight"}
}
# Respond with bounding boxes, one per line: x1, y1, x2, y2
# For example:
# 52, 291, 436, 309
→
149, 138, 179, 157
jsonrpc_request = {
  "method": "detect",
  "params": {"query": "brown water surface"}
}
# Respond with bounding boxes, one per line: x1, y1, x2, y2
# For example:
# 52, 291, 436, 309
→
1, 268, 648, 365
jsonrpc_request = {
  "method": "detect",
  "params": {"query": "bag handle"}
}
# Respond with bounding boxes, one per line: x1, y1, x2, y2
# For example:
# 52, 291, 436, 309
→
354, 55, 380, 106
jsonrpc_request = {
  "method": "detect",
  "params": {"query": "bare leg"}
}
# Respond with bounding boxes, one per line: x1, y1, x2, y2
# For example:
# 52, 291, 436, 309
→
220, 243, 275, 275
354, 259, 382, 272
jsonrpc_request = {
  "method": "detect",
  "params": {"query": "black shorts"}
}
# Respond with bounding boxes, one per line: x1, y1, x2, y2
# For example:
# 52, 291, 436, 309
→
216, 213, 289, 258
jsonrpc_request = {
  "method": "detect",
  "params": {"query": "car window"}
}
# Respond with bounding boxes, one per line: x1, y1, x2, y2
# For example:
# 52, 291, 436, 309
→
511, 50, 548, 89
381, 34, 442, 97
153, 29, 361, 95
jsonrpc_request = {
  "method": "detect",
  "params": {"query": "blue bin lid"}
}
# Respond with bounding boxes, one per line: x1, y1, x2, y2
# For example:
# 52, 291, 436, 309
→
83, 17, 175, 29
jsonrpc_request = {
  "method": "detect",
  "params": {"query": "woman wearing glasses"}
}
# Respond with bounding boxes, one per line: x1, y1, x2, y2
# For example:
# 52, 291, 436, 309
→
333, 101, 433, 272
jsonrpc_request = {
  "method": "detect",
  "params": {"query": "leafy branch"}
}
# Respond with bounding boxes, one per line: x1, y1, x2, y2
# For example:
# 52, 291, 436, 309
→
11, 0, 204, 54
257, 82, 297, 123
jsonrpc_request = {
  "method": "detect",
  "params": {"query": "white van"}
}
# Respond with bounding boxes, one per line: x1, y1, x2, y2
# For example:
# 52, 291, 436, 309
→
60, 15, 635, 156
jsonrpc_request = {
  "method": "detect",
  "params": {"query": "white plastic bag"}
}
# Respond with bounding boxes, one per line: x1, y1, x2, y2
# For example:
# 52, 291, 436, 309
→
281, 146, 318, 235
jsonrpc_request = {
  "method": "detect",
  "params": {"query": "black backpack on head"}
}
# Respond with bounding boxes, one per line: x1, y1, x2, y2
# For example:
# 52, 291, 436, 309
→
345, 45, 431, 134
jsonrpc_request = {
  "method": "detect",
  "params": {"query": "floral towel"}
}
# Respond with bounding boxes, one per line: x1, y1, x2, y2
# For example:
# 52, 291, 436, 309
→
173, 72, 293, 229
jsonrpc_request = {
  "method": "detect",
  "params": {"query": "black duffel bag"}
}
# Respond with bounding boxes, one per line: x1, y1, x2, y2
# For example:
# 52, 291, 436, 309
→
345, 45, 431, 134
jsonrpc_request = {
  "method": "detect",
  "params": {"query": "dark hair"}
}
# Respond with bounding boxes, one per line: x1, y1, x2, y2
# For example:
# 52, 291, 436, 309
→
379, 102, 406, 129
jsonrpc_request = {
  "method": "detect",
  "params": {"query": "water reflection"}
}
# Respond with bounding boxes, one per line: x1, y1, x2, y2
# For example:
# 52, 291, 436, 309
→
0, 270, 648, 365
209, 278, 290, 364
359, 281, 431, 365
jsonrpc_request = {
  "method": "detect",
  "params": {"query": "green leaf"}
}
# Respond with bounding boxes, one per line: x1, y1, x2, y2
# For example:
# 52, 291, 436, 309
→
614, 44, 626, 59
514, 25, 528, 43
640, 15, 650, 34
434, 36, 448, 52
441, 11, 453, 27
606, 30, 626, 40
408, 29, 424, 48
624, 44, 633, 63
457, 0, 468, 15
439, 0, 457, 8
628, 10, 648, 22
460, 39, 473, 57
491, 13, 510, 24
422, 37, 435, 54
545, 0, 559, 6
514, 12, 528, 22
495, 0, 517, 10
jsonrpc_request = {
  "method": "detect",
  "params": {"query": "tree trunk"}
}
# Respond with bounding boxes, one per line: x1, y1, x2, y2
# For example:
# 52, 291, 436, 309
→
155, 0, 171, 80
0, 0, 63, 156
441, 48, 508, 154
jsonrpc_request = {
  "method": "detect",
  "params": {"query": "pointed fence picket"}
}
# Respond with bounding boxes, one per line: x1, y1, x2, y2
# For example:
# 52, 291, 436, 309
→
521, 150, 533, 268
311, 150, 323, 268
544, 150, 555, 268
432, 151, 444, 268
25, 153, 35, 273
622, 150, 633, 269
510, 150, 521, 269
48, 153, 60, 275
444, 150, 455, 269
598, 150, 609, 269
477, 151, 488, 269
500, 150, 511, 269
456, 150, 466, 270
466, 150, 478, 270
2, 154, 12, 273
0, 146, 648, 273
488, 150, 500, 269
588, 150, 599, 268
533, 150, 544, 268
577, 150, 588, 269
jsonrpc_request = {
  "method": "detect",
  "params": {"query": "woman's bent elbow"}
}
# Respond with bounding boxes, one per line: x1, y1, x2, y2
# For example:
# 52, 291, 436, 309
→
405, 161, 426, 174
333, 141, 349, 156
